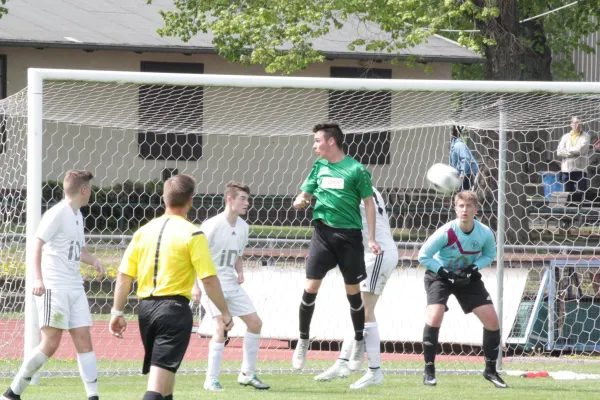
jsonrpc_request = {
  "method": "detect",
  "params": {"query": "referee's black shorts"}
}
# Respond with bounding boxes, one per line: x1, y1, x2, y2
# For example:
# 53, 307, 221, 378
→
138, 295, 193, 374
424, 269, 493, 314
305, 220, 367, 285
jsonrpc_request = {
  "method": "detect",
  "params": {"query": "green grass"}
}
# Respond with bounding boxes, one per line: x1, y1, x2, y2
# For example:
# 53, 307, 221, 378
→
1, 372, 600, 400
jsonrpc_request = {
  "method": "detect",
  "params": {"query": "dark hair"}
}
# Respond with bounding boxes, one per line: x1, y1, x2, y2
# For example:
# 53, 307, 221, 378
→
164, 174, 196, 208
450, 125, 461, 138
313, 122, 344, 149
63, 170, 94, 196
224, 181, 250, 199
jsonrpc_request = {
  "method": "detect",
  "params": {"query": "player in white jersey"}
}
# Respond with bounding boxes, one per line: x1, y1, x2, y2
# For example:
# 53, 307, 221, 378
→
315, 187, 398, 389
2, 170, 105, 400
193, 181, 269, 391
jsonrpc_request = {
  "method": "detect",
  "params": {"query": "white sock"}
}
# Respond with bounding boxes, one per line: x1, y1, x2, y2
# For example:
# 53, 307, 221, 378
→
241, 332, 261, 376
206, 340, 225, 383
365, 322, 381, 369
338, 330, 355, 363
77, 352, 98, 397
11, 347, 49, 395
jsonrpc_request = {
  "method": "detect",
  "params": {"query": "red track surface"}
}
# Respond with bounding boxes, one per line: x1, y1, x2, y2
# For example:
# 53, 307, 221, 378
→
1, 319, 485, 364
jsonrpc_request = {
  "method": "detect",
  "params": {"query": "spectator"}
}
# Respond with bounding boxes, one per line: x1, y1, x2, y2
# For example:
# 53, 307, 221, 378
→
449, 126, 480, 191
557, 116, 590, 202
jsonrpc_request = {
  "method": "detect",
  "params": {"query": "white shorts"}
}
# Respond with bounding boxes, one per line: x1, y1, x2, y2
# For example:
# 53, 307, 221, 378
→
360, 250, 399, 296
35, 288, 92, 330
202, 285, 256, 318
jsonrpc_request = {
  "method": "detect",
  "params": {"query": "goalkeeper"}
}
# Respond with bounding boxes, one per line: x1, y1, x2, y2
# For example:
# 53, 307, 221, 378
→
417, 190, 507, 389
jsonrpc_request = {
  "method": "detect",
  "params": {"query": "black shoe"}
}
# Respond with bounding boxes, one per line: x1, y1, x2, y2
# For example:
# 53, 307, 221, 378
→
1, 388, 21, 400
423, 371, 437, 386
483, 371, 508, 388
88, 396, 99, 400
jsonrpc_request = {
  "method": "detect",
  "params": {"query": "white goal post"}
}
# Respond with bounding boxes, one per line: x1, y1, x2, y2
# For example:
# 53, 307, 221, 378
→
1, 68, 599, 377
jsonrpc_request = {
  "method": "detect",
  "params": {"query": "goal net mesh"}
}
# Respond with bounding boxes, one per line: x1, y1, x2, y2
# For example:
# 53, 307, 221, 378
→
1, 78, 599, 376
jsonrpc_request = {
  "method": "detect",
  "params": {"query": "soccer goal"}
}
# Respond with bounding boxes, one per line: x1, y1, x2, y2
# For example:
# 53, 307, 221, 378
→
1, 68, 600, 377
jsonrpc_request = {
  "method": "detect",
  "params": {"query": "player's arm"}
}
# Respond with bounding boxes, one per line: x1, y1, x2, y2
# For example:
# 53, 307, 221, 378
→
295, 164, 317, 210
110, 236, 140, 338
31, 238, 45, 296
472, 230, 497, 270
32, 209, 61, 296
235, 256, 244, 284
362, 195, 382, 255
190, 232, 234, 332
80, 248, 104, 280
456, 142, 470, 176
109, 272, 133, 339
417, 229, 449, 274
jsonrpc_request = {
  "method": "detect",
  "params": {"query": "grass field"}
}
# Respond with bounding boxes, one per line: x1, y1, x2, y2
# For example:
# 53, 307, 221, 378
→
1, 372, 600, 400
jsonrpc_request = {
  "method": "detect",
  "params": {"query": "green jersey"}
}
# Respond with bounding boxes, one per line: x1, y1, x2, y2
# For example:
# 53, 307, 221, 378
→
301, 156, 374, 229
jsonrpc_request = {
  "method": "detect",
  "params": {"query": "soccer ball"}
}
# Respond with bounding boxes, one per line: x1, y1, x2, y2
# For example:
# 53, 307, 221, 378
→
426, 163, 460, 194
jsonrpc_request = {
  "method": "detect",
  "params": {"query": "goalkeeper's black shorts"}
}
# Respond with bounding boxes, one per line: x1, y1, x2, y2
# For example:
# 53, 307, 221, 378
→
138, 295, 193, 374
424, 270, 493, 314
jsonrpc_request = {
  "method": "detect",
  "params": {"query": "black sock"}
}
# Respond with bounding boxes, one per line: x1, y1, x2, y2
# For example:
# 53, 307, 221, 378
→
347, 293, 365, 341
483, 328, 500, 373
423, 324, 440, 373
142, 391, 164, 400
165, 395, 173, 400
299, 290, 317, 339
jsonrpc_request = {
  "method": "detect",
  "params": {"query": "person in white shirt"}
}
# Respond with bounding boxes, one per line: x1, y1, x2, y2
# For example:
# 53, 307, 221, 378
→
557, 116, 591, 202
314, 187, 399, 389
2, 170, 105, 400
193, 181, 269, 391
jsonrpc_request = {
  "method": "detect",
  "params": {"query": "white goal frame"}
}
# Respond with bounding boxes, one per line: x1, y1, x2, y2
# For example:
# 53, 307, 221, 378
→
25, 68, 600, 367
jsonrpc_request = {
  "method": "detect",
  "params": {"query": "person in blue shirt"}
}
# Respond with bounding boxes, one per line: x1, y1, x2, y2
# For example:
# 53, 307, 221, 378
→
449, 126, 480, 191
418, 190, 507, 389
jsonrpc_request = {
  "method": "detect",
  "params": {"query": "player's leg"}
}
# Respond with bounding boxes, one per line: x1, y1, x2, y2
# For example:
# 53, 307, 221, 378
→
68, 289, 98, 400
202, 294, 228, 391
455, 277, 507, 389
333, 228, 368, 372
238, 311, 269, 389
295, 222, 336, 369
144, 297, 194, 398
2, 291, 66, 400
422, 271, 452, 386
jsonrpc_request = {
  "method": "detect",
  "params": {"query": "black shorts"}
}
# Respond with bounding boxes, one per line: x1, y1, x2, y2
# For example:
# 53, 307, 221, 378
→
138, 295, 193, 374
305, 220, 366, 285
424, 270, 493, 314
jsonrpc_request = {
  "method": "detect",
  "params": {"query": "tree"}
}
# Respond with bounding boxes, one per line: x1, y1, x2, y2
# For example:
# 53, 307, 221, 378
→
149, 0, 599, 244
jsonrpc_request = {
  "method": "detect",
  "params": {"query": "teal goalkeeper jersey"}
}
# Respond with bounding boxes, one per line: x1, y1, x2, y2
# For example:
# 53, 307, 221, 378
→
301, 156, 374, 229
418, 219, 497, 273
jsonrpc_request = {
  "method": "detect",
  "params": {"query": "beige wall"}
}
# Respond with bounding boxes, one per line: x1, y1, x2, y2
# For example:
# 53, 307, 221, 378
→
0, 47, 453, 193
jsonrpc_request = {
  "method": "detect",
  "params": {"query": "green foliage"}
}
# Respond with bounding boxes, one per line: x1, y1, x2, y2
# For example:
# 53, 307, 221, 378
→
148, 0, 600, 80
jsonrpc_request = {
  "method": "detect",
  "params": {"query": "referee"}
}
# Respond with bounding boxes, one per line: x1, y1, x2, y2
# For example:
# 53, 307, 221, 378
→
109, 174, 232, 400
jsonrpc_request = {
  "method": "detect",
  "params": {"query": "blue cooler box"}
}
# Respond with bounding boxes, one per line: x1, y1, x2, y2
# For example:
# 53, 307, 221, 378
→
539, 172, 564, 200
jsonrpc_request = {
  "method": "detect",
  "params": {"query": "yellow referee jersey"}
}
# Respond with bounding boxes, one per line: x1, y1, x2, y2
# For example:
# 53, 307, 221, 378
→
119, 214, 216, 300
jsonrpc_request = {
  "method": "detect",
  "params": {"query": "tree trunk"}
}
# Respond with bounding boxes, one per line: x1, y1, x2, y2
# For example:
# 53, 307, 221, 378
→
472, 1, 554, 244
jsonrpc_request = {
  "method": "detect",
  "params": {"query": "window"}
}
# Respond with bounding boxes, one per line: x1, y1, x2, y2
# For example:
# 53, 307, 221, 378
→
329, 67, 392, 165
138, 62, 204, 160
0, 55, 7, 155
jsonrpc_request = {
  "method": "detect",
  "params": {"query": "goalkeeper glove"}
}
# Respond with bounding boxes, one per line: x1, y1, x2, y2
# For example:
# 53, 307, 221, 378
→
455, 264, 479, 287
437, 267, 458, 284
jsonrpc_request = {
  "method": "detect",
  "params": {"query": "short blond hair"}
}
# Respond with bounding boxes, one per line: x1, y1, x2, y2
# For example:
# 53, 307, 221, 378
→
164, 174, 196, 208
63, 170, 94, 197
454, 190, 479, 207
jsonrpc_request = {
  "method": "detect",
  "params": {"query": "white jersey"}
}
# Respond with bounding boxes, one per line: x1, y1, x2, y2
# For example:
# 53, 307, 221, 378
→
200, 213, 249, 291
35, 201, 86, 289
360, 187, 397, 252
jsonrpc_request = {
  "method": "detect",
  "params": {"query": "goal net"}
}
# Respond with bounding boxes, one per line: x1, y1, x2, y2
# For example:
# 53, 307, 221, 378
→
1, 70, 599, 377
